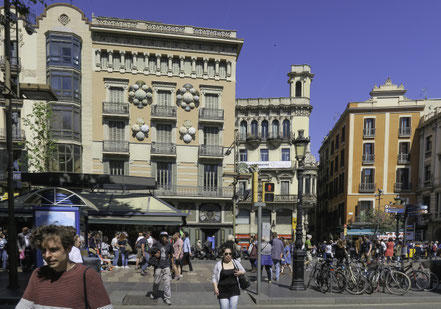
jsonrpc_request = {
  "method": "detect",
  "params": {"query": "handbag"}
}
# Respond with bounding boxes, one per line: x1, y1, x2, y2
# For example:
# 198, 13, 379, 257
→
83, 267, 91, 309
125, 242, 132, 253
19, 251, 25, 260
233, 260, 250, 290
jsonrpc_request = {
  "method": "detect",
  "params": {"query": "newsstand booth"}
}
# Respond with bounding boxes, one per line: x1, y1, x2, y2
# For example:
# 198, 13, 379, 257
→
0, 187, 98, 266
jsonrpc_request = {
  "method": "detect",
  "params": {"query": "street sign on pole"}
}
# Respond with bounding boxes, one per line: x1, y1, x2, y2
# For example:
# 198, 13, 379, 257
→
385, 207, 405, 214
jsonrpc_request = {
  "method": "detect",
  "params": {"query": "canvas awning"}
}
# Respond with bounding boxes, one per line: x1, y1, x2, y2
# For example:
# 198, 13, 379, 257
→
81, 193, 187, 226
346, 228, 375, 236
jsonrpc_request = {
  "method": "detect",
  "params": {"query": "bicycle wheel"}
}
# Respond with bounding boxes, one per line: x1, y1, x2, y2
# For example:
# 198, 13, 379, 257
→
424, 271, 439, 292
386, 271, 411, 295
319, 272, 330, 293
331, 270, 346, 293
408, 270, 429, 291
346, 272, 368, 295
368, 270, 380, 293
306, 264, 318, 289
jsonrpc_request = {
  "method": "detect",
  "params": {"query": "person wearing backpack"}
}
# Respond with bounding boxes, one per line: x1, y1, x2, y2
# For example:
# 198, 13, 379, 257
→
248, 236, 257, 272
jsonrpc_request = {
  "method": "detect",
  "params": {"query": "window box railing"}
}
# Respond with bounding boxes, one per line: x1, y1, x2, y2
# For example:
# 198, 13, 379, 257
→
268, 132, 283, 140
394, 182, 412, 192
349, 215, 372, 225
103, 140, 129, 153
399, 127, 411, 137
362, 154, 375, 164
0, 128, 26, 142
102, 102, 129, 115
199, 108, 224, 121
363, 128, 376, 138
155, 185, 233, 198
359, 183, 375, 193
199, 145, 223, 157
424, 179, 432, 188
0, 56, 21, 72
151, 142, 176, 155
397, 153, 410, 164
151, 105, 177, 118
246, 133, 261, 142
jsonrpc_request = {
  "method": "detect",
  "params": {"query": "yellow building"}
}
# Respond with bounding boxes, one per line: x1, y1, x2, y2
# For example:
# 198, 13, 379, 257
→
1, 3, 244, 245
315, 78, 441, 240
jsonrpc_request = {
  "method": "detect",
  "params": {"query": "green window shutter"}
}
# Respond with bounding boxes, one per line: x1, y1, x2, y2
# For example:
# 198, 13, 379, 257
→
124, 160, 129, 175
198, 163, 203, 187
103, 160, 110, 175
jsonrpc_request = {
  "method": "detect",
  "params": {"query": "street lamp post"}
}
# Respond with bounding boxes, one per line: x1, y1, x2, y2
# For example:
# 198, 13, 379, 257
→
290, 129, 309, 291
225, 129, 238, 236
374, 188, 384, 236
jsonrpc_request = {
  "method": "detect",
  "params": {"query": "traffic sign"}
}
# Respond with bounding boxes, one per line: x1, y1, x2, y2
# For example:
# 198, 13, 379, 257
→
385, 207, 405, 214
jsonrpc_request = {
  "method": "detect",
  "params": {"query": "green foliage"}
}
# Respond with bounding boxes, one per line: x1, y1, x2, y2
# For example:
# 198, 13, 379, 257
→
366, 209, 396, 235
13, 0, 47, 17
22, 101, 56, 172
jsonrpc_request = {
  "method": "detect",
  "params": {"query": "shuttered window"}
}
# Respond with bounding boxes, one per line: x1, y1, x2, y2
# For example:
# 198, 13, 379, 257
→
125, 54, 132, 70
204, 127, 219, 145
113, 53, 120, 69
219, 61, 227, 78
109, 87, 124, 103
109, 160, 125, 175
149, 55, 156, 72
184, 58, 191, 75
157, 90, 171, 106
108, 121, 125, 141
160, 57, 168, 74
196, 59, 203, 76
157, 162, 172, 188
157, 124, 172, 142
205, 94, 219, 109
204, 164, 218, 189
100, 51, 108, 69
207, 60, 215, 77
172, 58, 180, 74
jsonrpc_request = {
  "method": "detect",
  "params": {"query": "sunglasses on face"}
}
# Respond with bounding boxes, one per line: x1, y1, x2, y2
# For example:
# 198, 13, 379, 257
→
224, 252, 232, 256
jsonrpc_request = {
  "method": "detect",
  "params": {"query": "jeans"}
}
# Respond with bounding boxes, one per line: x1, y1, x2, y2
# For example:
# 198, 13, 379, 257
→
272, 259, 281, 281
153, 267, 171, 300
113, 249, 119, 266
141, 253, 150, 272
219, 295, 239, 309
0, 248, 7, 269
121, 251, 129, 267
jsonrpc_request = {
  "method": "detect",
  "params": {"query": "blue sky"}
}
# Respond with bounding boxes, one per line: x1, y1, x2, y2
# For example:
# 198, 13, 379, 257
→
22, 0, 441, 158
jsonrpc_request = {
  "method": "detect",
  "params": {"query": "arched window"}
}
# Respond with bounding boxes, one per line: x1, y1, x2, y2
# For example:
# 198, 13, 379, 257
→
240, 120, 247, 139
261, 120, 268, 139
237, 209, 250, 224
251, 120, 258, 136
282, 119, 290, 138
295, 81, 302, 97
276, 208, 292, 225
255, 209, 272, 224
272, 120, 279, 137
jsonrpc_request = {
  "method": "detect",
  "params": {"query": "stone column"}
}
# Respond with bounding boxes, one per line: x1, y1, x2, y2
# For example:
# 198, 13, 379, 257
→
215, 59, 220, 81
180, 56, 185, 77
120, 51, 126, 71
108, 50, 113, 71
156, 53, 161, 76
168, 54, 173, 77
143, 52, 149, 75
132, 52, 137, 72
227, 61, 232, 80
203, 58, 208, 80
191, 56, 196, 79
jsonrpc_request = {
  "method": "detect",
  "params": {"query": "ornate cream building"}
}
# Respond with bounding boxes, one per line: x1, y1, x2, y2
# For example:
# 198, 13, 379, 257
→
235, 65, 318, 243
1, 3, 244, 246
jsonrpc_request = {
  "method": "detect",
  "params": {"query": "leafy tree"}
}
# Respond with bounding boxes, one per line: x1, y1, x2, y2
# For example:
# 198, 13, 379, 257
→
366, 209, 396, 236
22, 101, 56, 172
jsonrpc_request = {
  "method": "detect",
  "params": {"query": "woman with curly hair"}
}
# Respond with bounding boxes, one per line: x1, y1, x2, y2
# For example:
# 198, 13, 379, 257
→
16, 225, 112, 309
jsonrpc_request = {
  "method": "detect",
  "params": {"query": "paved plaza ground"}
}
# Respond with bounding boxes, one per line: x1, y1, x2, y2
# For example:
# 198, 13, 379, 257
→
2, 259, 441, 308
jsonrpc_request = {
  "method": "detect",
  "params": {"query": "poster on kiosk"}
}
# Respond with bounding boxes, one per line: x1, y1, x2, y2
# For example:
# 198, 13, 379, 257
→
34, 206, 80, 267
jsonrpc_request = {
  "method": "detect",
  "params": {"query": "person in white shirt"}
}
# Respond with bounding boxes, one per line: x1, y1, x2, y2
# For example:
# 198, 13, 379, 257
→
68, 235, 83, 263
111, 232, 120, 268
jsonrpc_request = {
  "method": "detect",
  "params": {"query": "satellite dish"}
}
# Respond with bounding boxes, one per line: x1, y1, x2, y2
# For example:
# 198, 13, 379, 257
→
238, 163, 249, 174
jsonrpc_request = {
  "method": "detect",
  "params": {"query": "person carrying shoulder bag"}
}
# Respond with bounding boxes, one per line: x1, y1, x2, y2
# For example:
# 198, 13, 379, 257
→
212, 247, 246, 309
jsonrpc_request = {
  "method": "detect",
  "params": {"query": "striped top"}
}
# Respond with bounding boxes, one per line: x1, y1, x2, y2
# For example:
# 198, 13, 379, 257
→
16, 264, 112, 309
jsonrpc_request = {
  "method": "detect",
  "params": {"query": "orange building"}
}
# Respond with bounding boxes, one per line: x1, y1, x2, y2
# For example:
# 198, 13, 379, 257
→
314, 78, 441, 240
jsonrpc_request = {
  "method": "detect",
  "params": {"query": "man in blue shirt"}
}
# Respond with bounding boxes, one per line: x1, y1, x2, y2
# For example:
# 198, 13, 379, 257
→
270, 232, 284, 281
182, 232, 193, 272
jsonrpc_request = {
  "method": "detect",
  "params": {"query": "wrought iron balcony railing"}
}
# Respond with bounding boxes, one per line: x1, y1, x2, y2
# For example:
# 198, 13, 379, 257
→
362, 154, 375, 164
399, 126, 411, 137
103, 140, 129, 153
199, 108, 224, 121
155, 185, 233, 198
0, 128, 25, 142
397, 153, 410, 164
151, 105, 177, 118
359, 183, 375, 193
151, 142, 176, 155
199, 145, 223, 157
363, 128, 376, 138
394, 182, 412, 192
102, 102, 129, 115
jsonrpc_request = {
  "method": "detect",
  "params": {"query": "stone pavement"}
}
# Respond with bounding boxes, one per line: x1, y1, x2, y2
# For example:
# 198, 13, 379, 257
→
2, 260, 441, 308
